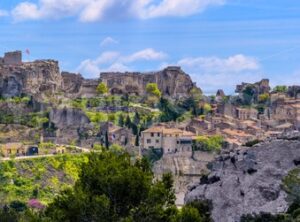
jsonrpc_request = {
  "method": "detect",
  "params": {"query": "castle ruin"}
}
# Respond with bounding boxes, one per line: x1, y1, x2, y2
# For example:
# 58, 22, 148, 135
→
0, 51, 22, 66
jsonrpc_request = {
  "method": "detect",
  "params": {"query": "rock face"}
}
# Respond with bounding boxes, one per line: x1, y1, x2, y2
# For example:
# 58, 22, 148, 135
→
100, 66, 199, 98
235, 79, 270, 95
185, 138, 300, 222
61, 72, 99, 98
0, 60, 62, 99
49, 108, 90, 129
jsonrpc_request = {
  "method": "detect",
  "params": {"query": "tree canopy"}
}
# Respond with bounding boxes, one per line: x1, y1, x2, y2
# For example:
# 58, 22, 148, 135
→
146, 83, 162, 98
97, 82, 109, 95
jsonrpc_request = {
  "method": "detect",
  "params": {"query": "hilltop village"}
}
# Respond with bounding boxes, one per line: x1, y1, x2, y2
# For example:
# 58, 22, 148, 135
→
0, 51, 299, 158
0, 51, 300, 221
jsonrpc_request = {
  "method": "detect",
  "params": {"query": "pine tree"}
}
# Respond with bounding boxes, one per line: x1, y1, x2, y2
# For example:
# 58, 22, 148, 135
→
125, 115, 132, 128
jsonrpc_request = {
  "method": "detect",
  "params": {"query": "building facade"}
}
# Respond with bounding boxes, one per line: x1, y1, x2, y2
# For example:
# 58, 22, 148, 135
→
141, 125, 195, 155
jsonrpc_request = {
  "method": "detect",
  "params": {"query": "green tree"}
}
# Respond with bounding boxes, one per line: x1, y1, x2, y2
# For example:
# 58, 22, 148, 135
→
258, 93, 270, 104
273, 85, 288, 93
125, 115, 132, 128
97, 82, 109, 95
118, 114, 125, 127
193, 135, 223, 153
133, 111, 140, 125
44, 152, 178, 221
146, 83, 162, 98
159, 97, 183, 122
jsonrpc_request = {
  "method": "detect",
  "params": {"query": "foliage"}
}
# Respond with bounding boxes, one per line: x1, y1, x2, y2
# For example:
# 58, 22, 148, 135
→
244, 139, 261, 147
175, 200, 213, 222
96, 82, 109, 95
146, 83, 161, 98
0, 154, 88, 205
258, 93, 270, 104
43, 152, 177, 221
203, 103, 212, 114
242, 85, 256, 105
39, 142, 55, 149
159, 97, 184, 122
273, 85, 288, 93
193, 135, 223, 152
282, 168, 300, 202
109, 144, 124, 154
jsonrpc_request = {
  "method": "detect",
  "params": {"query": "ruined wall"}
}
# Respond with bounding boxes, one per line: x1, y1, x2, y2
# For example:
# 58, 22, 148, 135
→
3, 51, 22, 65
100, 66, 200, 98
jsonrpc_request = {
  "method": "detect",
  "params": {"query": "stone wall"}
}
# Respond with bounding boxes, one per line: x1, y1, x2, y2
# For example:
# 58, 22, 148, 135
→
3, 51, 22, 65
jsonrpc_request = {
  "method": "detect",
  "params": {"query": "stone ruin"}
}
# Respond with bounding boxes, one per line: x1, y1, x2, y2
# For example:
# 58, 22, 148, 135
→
0, 51, 22, 66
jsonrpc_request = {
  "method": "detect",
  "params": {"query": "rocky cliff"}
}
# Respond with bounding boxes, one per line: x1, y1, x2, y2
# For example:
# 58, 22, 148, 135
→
0, 60, 62, 99
100, 66, 200, 98
61, 72, 99, 98
185, 136, 300, 222
0, 51, 199, 100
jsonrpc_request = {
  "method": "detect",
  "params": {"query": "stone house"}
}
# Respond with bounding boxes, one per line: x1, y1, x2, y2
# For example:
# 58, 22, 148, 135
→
99, 122, 135, 148
0, 143, 26, 157
141, 125, 196, 155
235, 107, 258, 120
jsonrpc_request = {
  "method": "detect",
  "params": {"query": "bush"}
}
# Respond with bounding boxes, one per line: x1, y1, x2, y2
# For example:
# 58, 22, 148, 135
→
193, 135, 223, 152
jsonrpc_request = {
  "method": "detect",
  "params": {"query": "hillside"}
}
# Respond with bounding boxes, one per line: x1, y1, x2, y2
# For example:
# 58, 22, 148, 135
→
0, 154, 88, 205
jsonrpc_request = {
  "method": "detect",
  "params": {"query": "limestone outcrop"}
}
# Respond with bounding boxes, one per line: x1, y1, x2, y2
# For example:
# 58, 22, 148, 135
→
100, 66, 200, 98
235, 79, 270, 95
0, 60, 62, 99
61, 72, 99, 98
185, 137, 300, 222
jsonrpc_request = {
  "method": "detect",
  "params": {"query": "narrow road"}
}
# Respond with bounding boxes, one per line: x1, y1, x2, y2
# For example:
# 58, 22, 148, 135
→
0, 145, 91, 162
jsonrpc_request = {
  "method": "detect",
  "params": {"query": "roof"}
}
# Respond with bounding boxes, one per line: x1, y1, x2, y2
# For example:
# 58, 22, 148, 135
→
275, 122, 293, 129
162, 128, 184, 135
142, 126, 163, 133
222, 129, 251, 137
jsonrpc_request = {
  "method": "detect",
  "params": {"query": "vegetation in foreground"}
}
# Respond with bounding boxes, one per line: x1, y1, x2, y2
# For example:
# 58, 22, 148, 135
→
0, 151, 213, 222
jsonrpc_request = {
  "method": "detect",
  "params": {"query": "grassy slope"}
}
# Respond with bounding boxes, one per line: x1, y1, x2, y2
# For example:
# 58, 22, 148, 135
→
0, 154, 89, 205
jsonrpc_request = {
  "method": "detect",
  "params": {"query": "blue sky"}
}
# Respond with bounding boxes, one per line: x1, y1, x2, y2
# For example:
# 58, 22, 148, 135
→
0, 0, 300, 94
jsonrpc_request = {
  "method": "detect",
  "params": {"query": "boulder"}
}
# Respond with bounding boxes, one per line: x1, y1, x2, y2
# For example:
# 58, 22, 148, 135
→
185, 139, 300, 222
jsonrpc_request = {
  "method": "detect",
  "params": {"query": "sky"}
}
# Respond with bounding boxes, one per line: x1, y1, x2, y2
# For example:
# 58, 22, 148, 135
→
0, 0, 300, 94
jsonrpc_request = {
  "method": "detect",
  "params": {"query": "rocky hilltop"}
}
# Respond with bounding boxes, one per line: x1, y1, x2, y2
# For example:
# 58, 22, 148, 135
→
0, 60, 62, 99
185, 135, 300, 222
0, 51, 199, 100
100, 66, 198, 98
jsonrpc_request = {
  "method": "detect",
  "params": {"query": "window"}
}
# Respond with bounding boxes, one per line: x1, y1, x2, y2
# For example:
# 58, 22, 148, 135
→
151, 133, 154, 137
147, 139, 151, 144
157, 133, 160, 137
156, 139, 159, 143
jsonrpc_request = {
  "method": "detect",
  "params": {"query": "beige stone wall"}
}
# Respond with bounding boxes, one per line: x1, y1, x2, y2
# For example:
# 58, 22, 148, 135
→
141, 132, 162, 149
162, 136, 177, 154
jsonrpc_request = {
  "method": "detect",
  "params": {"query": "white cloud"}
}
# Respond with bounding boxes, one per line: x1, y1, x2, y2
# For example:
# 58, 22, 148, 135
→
77, 48, 167, 78
0, 9, 9, 17
177, 54, 262, 94
140, 0, 225, 19
121, 48, 167, 63
11, 0, 226, 22
100, 37, 119, 47
178, 54, 260, 73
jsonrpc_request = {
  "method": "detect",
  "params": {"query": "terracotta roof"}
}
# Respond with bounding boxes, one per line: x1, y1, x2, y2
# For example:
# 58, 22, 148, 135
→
142, 126, 163, 133
162, 128, 184, 135
222, 129, 251, 137
182, 131, 196, 137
